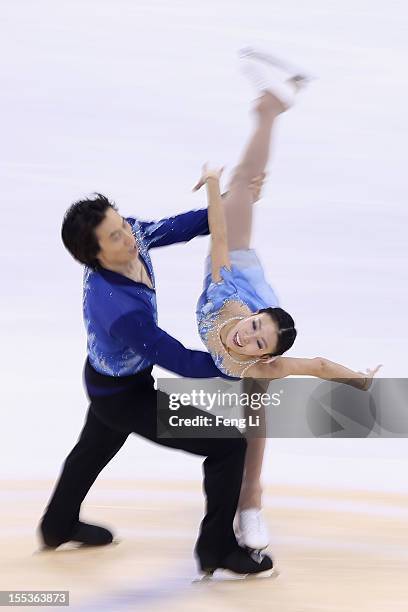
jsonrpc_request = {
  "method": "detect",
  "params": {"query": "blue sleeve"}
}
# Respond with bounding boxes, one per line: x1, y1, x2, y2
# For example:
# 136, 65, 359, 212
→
110, 311, 237, 380
138, 209, 209, 249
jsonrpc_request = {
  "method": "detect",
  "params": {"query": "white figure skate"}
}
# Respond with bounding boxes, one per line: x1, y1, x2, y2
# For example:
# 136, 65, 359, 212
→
240, 46, 315, 85
239, 46, 313, 109
238, 508, 270, 552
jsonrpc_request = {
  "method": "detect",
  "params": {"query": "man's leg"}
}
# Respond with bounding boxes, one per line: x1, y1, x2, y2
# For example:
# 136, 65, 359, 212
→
158, 403, 247, 568
194, 437, 247, 569
91, 388, 247, 568
40, 407, 129, 547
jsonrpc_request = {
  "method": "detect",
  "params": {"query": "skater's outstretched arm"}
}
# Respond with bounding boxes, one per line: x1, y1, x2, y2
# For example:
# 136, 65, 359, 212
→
136, 208, 210, 248
134, 174, 265, 251
110, 307, 238, 380
193, 165, 230, 283
247, 357, 382, 391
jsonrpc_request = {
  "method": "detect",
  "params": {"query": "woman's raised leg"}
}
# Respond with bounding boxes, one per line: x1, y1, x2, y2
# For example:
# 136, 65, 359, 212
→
222, 92, 283, 250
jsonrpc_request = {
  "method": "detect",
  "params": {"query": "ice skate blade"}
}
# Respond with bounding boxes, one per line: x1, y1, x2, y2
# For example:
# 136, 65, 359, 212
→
34, 538, 120, 554
33, 543, 82, 553
194, 567, 279, 582
239, 46, 316, 84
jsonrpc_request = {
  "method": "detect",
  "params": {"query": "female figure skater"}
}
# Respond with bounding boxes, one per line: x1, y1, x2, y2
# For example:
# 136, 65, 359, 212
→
194, 48, 382, 552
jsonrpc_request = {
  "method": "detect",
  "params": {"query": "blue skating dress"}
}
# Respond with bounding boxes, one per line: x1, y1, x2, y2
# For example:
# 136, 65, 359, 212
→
196, 249, 280, 377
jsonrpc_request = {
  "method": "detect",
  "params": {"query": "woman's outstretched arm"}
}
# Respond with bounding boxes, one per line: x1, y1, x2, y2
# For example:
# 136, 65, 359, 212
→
193, 165, 231, 282
206, 175, 231, 282
247, 356, 382, 391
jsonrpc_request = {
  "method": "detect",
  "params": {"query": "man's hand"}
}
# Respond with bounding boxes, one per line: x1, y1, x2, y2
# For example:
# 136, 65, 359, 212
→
220, 172, 267, 203
249, 172, 266, 203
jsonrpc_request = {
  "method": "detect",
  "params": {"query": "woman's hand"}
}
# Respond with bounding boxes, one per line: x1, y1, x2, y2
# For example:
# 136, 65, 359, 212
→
193, 165, 266, 203
192, 163, 224, 192
357, 364, 383, 390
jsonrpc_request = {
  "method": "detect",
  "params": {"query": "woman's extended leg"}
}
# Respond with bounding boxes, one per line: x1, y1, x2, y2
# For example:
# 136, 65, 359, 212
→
221, 94, 283, 549
221, 92, 283, 250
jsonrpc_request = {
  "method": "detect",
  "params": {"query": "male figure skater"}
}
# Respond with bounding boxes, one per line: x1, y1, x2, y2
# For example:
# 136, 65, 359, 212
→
38, 191, 273, 577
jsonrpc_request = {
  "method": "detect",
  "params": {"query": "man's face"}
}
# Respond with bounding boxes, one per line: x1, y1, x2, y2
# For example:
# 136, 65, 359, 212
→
94, 208, 138, 268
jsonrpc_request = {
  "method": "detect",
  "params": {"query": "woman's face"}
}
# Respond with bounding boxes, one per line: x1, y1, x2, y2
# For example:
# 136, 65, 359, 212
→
224, 312, 279, 358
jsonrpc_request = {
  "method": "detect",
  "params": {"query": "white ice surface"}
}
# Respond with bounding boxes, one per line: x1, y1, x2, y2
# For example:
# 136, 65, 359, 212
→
1, 0, 407, 491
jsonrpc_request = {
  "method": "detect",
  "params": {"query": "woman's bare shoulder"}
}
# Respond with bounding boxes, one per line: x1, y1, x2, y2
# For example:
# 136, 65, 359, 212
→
244, 358, 283, 380
246, 356, 321, 379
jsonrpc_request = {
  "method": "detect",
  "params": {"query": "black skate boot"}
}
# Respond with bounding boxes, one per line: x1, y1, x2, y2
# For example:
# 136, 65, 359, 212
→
39, 520, 114, 550
199, 546, 275, 580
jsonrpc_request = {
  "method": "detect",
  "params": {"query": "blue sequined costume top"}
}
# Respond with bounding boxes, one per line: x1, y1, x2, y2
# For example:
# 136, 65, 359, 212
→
82, 209, 231, 396
196, 251, 280, 377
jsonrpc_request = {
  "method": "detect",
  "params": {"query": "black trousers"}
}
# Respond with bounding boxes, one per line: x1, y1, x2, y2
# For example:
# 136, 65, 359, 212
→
40, 365, 247, 567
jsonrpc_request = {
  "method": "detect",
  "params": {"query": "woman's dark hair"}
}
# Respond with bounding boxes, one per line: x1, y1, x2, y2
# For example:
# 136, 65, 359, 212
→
61, 193, 117, 268
258, 306, 297, 357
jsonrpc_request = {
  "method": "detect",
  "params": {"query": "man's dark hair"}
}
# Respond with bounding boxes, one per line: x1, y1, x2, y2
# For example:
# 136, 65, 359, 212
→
258, 306, 297, 357
61, 193, 118, 268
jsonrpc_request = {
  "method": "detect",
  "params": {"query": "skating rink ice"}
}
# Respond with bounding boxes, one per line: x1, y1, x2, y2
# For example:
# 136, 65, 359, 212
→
1, 0, 408, 610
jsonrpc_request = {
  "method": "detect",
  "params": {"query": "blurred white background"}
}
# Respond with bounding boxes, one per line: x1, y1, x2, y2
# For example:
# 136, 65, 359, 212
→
1, 0, 407, 491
